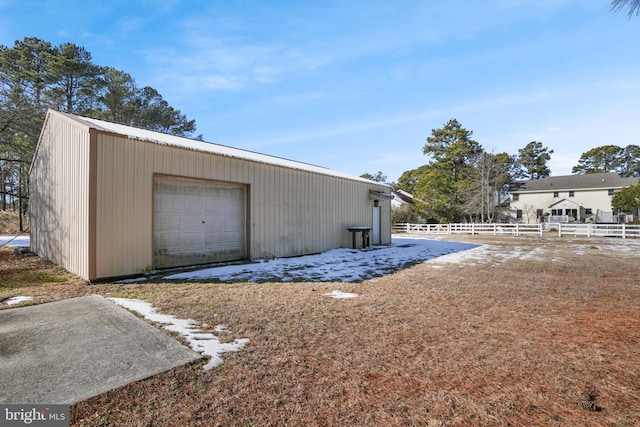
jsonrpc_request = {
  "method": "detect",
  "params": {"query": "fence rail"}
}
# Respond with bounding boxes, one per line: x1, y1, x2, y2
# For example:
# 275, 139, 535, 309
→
393, 223, 640, 239
550, 223, 640, 239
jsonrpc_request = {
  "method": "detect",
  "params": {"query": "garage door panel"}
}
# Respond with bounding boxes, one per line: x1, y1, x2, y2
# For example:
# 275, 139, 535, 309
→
222, 215, 243, 229
183, 183, 202, 195
155, 216, 182, 232
181, 231, 205, 246
203, 186, 220, 197
203, 217, 223, 231
204, 199, 221, 214
154, 232, 182, 249
222, 196, 243, 212
183, 195, 204, 209
155, 180, 181, 194
181, 215, 206, 231
154, 177, 247, 269
155, 195, 183, 213
218, 233, 243, 249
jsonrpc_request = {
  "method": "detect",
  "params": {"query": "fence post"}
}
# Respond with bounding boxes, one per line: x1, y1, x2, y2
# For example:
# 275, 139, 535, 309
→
558, 223, 562, 237
623, 223, 626, 239
539, 223, 543, 236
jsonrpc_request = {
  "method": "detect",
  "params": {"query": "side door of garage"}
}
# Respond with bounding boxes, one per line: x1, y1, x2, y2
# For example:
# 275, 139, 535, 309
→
153, 176, 247, 269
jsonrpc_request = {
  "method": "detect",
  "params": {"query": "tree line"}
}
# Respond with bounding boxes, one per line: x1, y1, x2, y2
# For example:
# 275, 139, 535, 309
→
0, 37, 201, 227
364, 119, 640, 224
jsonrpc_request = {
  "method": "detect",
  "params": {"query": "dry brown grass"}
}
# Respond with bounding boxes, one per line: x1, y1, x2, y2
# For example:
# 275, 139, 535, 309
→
0, 210, 25, 234
2, 234, 640, 426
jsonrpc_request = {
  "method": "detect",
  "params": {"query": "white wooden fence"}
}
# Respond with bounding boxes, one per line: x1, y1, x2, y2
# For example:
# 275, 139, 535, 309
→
550, 223, 640, 238
393, 223, 543, 236
393, 223, 640, 238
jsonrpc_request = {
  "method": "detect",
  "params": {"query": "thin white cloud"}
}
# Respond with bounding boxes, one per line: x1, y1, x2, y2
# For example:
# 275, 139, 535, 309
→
140, 2, 542, 94
116, 16, 145, 32
140, 35, 332, 91
240, 88, 556, 150
196, 74, 245, 91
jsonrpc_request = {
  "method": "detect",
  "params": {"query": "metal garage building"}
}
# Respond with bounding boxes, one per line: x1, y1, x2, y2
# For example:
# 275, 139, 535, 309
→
29, 110, 392, 281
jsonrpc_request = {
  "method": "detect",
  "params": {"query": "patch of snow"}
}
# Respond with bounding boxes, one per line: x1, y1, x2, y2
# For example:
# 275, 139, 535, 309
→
113, 277, 148, 284
598, 240, 640, 253
5, 296, 33, 305
325, 290, 358, 299
517, 246, 546, 260
0, 235, 30, 248
108, 297, 249, 371
425, 245, 490, 265
165, 237, 480, 283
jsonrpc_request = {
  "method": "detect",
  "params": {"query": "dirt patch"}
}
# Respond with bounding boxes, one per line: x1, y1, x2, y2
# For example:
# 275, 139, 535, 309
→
3, 235, 640, 426
0, 210, 26, 234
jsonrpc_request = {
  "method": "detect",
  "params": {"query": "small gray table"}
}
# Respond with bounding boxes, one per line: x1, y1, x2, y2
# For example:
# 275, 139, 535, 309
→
347, 226, 371, 249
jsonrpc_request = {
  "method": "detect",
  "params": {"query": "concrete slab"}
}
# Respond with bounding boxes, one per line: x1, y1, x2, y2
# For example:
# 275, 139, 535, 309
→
0, 295, 202, 404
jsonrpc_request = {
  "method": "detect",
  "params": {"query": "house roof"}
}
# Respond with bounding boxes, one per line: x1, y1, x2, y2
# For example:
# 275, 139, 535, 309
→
44, 110, 387, 187
548, 198, 581, 208
511, 172, 638, 193
393, 190, 414, 204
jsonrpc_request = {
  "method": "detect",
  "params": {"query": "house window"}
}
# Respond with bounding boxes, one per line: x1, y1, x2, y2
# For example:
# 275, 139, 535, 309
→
551, 209, 562, 215
516, 209, 523, 219
569, 191, 575, 197
536, 209, 543, 217
585, 208, 592, 215
608, 189, 614, 196
512, 193, 519, 201
553, 191, 559, 198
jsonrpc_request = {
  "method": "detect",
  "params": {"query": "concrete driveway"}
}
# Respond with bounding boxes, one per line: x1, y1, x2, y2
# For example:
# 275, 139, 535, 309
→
0, 295, 202, 404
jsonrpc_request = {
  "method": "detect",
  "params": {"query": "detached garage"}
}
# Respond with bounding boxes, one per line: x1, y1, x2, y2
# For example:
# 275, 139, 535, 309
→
30, 110, 392, 281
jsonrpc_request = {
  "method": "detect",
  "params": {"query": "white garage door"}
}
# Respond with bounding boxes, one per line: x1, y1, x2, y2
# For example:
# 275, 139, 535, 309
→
153, 176, 247, 269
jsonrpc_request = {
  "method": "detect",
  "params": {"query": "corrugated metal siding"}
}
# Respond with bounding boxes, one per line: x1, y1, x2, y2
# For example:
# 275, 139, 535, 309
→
92, 132, 390, 279
29, 115, 91, 279
94, 134, 155, 278
33, 112, 390, 279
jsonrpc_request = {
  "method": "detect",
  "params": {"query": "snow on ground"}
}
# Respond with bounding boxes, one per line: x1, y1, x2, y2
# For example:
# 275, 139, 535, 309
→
3, 234, 638, 285
0, 235, 30, 248
325, 290, 359, 299
108, 297, 249, 371
3, 296, 34, 305
165, 238, 480, 283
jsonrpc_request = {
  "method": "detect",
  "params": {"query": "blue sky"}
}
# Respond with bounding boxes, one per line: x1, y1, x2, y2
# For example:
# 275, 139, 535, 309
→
2, 1, 639, 183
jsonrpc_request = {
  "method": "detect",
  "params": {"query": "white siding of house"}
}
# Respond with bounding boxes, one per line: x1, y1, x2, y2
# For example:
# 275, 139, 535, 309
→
511, 188, 617, 223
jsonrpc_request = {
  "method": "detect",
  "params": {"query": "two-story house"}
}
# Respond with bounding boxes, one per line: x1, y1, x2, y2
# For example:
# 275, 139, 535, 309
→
509, 172, 639, 224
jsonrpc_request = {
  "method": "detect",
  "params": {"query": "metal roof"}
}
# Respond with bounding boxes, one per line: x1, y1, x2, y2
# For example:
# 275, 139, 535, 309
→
49, 110, 386, 186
